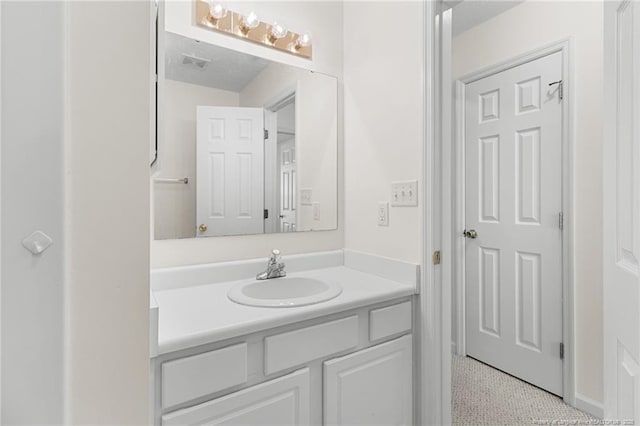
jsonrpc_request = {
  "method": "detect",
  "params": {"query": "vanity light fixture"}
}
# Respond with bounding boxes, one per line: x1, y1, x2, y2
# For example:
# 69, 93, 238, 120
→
195, 0, 312, 59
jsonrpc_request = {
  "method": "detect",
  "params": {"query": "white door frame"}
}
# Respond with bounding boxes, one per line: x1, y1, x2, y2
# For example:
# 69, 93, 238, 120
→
451, 39, 575, 405
264, 88, 296, 234
420, 1, 451, 424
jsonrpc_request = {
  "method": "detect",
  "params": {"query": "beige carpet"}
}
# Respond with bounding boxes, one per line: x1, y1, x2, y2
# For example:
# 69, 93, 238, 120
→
452, 356, 597, 425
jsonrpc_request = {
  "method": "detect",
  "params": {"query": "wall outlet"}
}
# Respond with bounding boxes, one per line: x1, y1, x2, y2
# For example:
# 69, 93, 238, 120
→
300, 188, 313, 206
391, 180, 418, 207
378, 202, 389, 226
313, 202, 320, 221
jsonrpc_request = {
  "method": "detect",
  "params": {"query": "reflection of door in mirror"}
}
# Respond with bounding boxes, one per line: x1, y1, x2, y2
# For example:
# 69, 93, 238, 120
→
276, 100, 297, 233
196, 106, 264, 237
278, 138, 296, 232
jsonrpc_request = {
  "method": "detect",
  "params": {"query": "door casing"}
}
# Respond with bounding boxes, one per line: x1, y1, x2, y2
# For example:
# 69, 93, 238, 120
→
451, 39, 576, 406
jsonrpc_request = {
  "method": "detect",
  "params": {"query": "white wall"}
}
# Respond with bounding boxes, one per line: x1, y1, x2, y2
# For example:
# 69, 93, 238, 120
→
343, 1, 424, 265
65, 1, 151, 422
152, 0, 344, 267
1, 2, 64, 423
452, 0, 604, 404
155, 80, 239, 240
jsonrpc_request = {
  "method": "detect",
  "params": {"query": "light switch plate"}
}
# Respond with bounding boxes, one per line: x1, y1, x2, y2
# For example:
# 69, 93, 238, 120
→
300, 188, 313, 206
378, 202, 389, 226
391, 180, 419, 207
313, 202, 320, 221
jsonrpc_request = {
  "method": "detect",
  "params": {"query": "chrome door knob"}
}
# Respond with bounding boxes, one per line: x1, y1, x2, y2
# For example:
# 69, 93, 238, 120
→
463, 229, 478, 239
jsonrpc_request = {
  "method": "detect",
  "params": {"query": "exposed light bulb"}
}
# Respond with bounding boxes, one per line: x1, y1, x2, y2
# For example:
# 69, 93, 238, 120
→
240, 11, 260, 34
270, 21, 288, 40
295, 31, 312, 49
208, 1, 227, 20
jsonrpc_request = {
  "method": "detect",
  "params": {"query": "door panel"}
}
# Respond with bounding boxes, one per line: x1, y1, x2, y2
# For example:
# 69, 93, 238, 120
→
604, 0, 640, 422
196, 106, 264, 237
323, 335, 412, 426
465, 51, 563, 395
278, 139, 296, 232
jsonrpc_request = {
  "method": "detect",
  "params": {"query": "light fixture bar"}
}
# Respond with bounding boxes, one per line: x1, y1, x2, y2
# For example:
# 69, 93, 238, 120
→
195, 1, 312, 60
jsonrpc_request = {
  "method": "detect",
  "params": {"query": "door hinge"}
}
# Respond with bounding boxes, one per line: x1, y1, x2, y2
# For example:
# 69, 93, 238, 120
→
432, 250, 441, 265
548, 80, 563, 100
559, 212, 564, 231
560, 342, 565, 360
264, 129, 269, 140
264, 209, 269, 219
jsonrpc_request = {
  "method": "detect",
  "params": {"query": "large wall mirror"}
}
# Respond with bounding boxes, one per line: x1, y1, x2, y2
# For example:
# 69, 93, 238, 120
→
154, 31, 338, 239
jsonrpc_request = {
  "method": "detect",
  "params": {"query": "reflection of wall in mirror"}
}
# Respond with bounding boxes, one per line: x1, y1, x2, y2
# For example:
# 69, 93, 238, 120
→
154, 80, 239, 239
240, 63, 338, 232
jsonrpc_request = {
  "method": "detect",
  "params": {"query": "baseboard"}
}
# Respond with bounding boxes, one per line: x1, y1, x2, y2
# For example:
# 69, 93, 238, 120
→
574, 393, 604, 419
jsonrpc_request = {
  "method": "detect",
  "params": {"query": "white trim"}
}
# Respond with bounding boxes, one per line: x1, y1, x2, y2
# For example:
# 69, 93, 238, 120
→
575, 393, 604, 419
420, 1, 451, 424
451, 39, 576, 405
453, 80, 466, 357
0, 0, 3, 419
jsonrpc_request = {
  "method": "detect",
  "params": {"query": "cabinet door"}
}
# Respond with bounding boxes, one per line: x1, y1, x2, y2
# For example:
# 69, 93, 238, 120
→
324, 335, 412, 425
162, 368, 310, 426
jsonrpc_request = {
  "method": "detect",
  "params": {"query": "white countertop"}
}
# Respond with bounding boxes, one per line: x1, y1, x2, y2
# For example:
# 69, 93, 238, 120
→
153, 266, 416, 355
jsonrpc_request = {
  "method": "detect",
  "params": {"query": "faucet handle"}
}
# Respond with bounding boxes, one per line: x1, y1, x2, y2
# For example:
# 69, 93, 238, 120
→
269, 249, 282, 265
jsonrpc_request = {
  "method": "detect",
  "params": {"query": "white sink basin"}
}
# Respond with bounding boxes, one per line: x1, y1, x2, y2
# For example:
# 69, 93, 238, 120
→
227, 277, 342, 308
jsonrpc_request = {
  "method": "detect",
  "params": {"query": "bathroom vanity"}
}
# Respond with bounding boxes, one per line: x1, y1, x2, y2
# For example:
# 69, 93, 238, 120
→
150, 250, 419, 425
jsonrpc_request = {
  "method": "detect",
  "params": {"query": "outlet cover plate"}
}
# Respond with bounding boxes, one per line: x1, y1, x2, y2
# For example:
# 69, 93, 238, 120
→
378, 202, 389, 226
301, 188, 313, 206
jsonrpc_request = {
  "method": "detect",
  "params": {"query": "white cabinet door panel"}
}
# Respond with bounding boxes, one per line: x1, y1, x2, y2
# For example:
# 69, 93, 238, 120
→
323, 335, 412, 426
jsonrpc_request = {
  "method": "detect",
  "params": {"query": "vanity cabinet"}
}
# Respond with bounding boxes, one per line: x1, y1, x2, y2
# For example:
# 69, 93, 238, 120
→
153, 299, 414, 425
324, 335, 413, 425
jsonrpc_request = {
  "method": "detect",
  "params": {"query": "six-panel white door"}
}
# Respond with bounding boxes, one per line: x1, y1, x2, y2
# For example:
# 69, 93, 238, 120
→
278, 138, 297, 232
465, 51, 564, 395
604, 0, 640, 422
196, 106, 264, 237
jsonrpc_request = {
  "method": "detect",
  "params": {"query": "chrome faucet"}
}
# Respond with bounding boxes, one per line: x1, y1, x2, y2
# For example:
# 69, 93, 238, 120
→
256, 249, 287, 280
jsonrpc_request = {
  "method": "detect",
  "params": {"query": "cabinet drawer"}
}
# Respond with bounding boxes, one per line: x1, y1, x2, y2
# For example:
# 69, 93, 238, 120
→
369, 301, 412, 341
162, 368, 310, 426
162, 343, 247, 409
265, 316, 358, 375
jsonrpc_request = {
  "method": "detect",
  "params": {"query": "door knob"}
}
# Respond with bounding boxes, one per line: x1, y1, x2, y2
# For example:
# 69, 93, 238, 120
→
199, 224, 208, 232
463, 229, 478, 239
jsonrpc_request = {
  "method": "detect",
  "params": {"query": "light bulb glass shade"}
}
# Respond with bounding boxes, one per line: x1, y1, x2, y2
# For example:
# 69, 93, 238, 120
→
243, 11, 260, 30
270, 21, 288, 39
208, 1, 227, 19
296, 31, 312, 48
